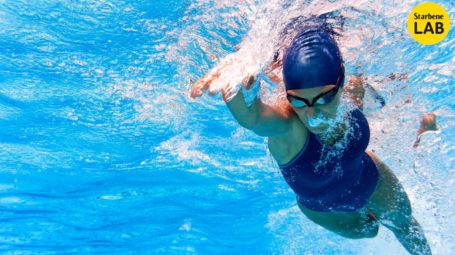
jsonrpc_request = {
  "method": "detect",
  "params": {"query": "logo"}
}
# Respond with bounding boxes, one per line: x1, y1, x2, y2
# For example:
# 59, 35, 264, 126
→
408, 2, 450, 45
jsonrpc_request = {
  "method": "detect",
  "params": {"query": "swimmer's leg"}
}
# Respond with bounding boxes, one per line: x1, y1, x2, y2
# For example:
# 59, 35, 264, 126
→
366, 151, 432, 255
413, 112, 438, 148
297, 202, 379, 239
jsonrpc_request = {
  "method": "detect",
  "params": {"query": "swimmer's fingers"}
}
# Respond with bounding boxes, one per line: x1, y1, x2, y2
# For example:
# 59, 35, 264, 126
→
207, 87, 220, 96
221, 84, 233, 102
190, 71, 221, 98
190, 78, 209, 98
242, 73, 257, 90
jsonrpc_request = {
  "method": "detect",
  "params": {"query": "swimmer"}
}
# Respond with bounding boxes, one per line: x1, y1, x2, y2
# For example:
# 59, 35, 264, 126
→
191, 23, 432, 255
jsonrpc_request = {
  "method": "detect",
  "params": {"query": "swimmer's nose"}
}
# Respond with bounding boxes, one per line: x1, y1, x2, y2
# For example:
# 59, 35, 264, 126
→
306, 107, 314, 118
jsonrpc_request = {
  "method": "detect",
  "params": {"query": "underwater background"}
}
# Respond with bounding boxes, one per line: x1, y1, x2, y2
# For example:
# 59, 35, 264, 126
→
0, 0, 453, 254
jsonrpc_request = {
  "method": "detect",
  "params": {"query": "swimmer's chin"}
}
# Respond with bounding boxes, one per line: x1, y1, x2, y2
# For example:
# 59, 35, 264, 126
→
303, 122, 329, 134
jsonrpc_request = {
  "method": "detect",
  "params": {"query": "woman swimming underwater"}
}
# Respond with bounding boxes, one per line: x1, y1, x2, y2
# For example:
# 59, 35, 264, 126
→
190, 23, 433, 255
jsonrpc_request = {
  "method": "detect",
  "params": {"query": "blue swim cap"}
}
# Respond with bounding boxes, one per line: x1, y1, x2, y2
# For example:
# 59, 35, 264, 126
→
283, 26, 344, 90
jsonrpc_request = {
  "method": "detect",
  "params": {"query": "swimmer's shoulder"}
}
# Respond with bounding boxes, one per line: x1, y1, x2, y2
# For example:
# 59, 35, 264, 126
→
267, 111, 309, 165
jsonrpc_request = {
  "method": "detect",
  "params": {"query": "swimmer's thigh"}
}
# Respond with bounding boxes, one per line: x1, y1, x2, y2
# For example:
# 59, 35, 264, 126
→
297, 202, 378, 239
365, 151, 413, 230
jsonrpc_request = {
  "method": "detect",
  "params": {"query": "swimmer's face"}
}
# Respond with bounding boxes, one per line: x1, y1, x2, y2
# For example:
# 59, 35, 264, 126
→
287, 85, 342, 134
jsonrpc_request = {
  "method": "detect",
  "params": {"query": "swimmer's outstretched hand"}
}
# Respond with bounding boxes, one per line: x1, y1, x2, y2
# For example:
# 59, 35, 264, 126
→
190, 61, 258, 102
190, 49, 281, 100
221, 74, 257, 102
190, 59, 234, 98
190, 70, 221, 98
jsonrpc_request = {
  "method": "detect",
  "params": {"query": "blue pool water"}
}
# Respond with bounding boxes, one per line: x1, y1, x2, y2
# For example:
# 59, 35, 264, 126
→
0, 0, 453, 254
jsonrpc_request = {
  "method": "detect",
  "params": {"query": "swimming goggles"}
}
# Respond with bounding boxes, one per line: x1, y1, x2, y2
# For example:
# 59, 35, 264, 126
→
286, 66, 344, 108
287, 86, 340, 108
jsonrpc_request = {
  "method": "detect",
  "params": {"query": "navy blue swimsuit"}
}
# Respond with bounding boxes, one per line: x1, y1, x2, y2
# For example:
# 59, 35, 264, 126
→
278, 109, 379, 212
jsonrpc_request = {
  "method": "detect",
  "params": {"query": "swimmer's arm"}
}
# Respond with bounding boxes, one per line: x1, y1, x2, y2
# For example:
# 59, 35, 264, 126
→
224, 87, 291, 137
